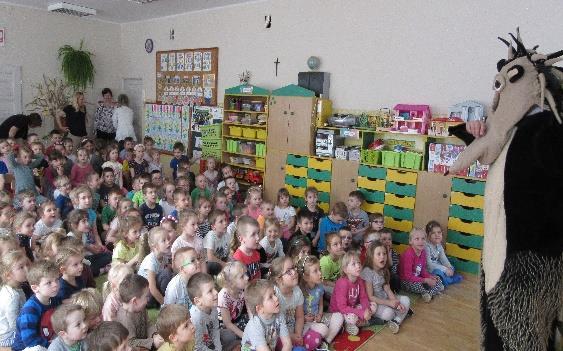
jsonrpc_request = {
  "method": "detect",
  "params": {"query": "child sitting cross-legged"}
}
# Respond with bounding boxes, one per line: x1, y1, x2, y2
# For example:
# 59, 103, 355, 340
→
242, 279, 292, 351
216, 261, 249, 350
232, 215, 262, 282
296, 255, 344, 350
399, 228, 444, 303
361, 240, 411, 334
346, 191, 369, 247
204, 209, 232, 276
138, 227, 172, 307
317, 202, 347, 253
101, 263, 134, 321
425, 220, 462, 287
12, 260, 62, 351
47, 304, 88, 351
259, 218, 285, 276
33, 201, 63, 247
85, 321, 129, 351
379, 228, 401, 293
319, 232, 344, 296
171, 210, 203, 257
0, 250, 29, 349
156, 304, 195, 351
163, 247, 201, 308
54, 175, 73, 220
55, 247, 85, 301
329, 251, 377, 336
115, 273, 163, 350
112, 215, 146, 269
187, 272, 222, 351
140, 182, 163, 230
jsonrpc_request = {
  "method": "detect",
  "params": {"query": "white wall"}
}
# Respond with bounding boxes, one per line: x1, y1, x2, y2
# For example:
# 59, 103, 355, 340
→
0, 4, 121, 135
120, 0, 563, 115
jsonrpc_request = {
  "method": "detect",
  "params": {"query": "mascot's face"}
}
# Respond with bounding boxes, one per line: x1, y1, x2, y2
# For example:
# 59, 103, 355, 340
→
491, 56, 540, 115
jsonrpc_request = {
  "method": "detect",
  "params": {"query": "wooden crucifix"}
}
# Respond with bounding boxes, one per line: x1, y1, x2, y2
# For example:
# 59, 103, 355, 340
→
274, 57, 280, 76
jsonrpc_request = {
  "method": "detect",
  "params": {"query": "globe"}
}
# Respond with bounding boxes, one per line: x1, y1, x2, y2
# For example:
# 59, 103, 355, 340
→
307, 56, 320, 70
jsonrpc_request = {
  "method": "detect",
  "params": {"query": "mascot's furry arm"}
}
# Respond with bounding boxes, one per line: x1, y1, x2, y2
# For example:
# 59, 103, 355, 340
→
448, 29, 563, 351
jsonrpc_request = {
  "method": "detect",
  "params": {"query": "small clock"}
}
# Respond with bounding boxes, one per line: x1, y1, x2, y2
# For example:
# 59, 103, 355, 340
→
145, 38, 154, 53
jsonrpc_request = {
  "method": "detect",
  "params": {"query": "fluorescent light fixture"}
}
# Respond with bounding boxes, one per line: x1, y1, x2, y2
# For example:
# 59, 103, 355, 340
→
47, 2, 96, 17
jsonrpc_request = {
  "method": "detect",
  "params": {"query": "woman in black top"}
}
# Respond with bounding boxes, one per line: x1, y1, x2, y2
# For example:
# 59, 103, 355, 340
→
63, 92, 88, 141
0, 113, 42, 140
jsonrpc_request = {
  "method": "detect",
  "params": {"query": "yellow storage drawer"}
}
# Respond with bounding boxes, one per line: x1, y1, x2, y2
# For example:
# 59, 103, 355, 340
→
450, 191, 484, 209
446, 243, 481, 263
308, 157, 332, 171
357, 177, 385, 192
286, 165, 307, 178
287, 184, 304, 198
384, 193, 416, 209
448, 217, 484, 236
362, 201, 384, 214
386, 169, 418, 185
318, 202, 330, 213
306, 179, 331, 193
393, 243, 410, 255
384, 216, 413, 232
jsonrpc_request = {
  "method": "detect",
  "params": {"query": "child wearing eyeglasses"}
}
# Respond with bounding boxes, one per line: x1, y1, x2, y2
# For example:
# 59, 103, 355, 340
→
163, 247, 201, 308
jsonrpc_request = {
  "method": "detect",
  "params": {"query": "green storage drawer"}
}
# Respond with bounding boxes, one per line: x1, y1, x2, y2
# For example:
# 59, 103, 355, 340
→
448, 256, 480, 275
392, 230, 410, 245
447, 230, 483, 249
290, 196, 306, 208
358, 165, 387, 179
285, 175, 307, 188
358, 189, 385, 203
449, 205, 483, 222
286, 154, 308, 167
385, 181, 417, 197
451, 177, 485, 196
384, 205, 414, 221
318, 191, 331, 203
307, 168, 332, 181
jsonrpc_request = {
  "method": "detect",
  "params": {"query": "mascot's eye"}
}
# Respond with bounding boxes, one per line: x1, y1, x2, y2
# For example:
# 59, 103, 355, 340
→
493, 76, 505, 91
507, 65, 524, 83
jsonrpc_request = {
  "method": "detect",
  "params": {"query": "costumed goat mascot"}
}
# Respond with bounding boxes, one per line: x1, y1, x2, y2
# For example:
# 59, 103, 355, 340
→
449, 29, 563, 351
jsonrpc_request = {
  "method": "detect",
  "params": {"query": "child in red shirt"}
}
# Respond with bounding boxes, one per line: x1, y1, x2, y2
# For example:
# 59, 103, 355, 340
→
232, 216, 261, 281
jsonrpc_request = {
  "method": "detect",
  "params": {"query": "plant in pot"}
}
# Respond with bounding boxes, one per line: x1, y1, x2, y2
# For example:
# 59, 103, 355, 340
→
58, 39, 95, 92
26, 75, 70, 130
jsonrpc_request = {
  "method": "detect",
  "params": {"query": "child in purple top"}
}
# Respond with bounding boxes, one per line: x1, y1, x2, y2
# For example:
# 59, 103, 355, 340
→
399, 228, 444, 302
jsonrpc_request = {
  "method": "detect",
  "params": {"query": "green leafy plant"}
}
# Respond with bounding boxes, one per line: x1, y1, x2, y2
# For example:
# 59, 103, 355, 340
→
58, 39, 95, 91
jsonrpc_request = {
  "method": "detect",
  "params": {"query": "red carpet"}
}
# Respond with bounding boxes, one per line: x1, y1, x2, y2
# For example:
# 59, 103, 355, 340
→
331, 329, 374, 351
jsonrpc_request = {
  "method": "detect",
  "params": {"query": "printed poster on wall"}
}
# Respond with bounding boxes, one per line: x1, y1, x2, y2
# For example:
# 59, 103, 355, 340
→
160, 53, 168, 71
193, 51, 202, 71
168, 53, 176, 71
203, 51, 212, 71
177, 52, 185, 71
186, 52, 193, 71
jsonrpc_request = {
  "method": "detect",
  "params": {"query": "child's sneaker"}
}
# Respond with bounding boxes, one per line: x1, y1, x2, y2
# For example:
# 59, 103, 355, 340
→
388, 320, 400, 334
407, 308, 415, 317
345, 322, 359, 336
422, 292, 432, 303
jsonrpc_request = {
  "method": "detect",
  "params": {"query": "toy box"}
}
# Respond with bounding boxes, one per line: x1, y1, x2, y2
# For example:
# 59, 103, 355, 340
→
428, 118, 464, 137
427, 143, 488, 179
316, 129, 344, 158
392, 104, 431, 134
448, 100, 486, 122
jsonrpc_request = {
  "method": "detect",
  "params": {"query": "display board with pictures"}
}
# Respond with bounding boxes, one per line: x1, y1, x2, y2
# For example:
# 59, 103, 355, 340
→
190, 106, 223, 160
156, 47, 218, 106
144, 103, 191, 153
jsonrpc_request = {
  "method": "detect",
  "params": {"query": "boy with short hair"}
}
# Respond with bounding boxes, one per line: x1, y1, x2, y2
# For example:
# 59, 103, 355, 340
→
368, 212, 384, 232
55, 247, 85, 301
17, 190, 37, 213
47, 304, 88, 351
293, 210, 316, 253
187, 272, 222, 351
299, 187, 325, 234
317, 202, 347, 252
143, 136, 155, 163
339, 226, 353, 252
242, 279, 291, 351
346, 190, 369, 246
156, 304, 195, 351
85, 172, 101, 211
102, 189, 122, 232
115, 273, 162, 350
132, 173, 151, 207
170, 189, 191, 220
163, 247, 201, 308
191, 174, 211, 203
42, 151, 66, 200
119, 136, 135, 160
98, 167, 121, 206
54, 175, 73, 219
140, 182, 163, 230
170, 142, 189, 180
12, 260, 62, 351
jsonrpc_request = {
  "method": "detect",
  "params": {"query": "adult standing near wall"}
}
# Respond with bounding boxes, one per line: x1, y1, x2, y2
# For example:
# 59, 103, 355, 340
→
95, 88, 117, 140
63, 92, 88, 146
113, 94, 137, 143
0, 112, 42, 141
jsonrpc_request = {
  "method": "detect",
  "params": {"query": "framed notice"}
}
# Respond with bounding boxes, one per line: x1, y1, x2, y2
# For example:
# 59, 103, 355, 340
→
0, 28, 5, 47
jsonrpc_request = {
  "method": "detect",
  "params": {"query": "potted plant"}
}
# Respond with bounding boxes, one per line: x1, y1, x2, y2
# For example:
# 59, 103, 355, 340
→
58, 39, 95, 91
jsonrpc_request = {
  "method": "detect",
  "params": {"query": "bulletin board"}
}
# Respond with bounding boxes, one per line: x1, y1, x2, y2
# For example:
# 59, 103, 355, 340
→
156, 47, 218, 106
144, 103, 191, 153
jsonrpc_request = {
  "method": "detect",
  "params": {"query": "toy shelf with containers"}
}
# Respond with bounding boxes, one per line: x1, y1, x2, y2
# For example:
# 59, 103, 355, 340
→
222, 84, 269, 186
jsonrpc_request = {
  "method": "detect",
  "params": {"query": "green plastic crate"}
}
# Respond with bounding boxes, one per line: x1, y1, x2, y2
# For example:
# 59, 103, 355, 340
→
200, 124, 222, 139
447, 230, 483, 249
287, 154, 308, 167
449, 205, 483, 222
384, 205, 414, 221
451, 178, 485, 196
285, 175, 307, 188
307, 168, 332, 181
358, 165, 387, 179
358, 189, 385, 203
400, 151, 423, 170
201, 138, 221, 150
256, 143, 266, 157
382, 151, 401, 168
385, 181, 417, 197
448, 256, 480, 275
201, 147, 222, 159
360, 149, 381, 165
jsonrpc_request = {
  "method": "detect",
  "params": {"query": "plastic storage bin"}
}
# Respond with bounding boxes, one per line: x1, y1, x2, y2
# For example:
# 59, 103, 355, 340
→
400, 151, 423, 170
201, 138, 221, 150
200, 124, 222, 139
242, 128, 257, 139
382, 151, 401, 167
229, 126, 242, 137
256, 130, 267, 140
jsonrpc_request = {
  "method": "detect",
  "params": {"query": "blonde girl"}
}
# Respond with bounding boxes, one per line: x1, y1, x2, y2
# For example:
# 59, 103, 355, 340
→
203, 157, 219, 190
13, 211, 36, 261
112, 216, 146, 268
71, 147, 95, 187
329, 251, 376, 336
172, 210, 203, 257
297, 255, 344, 348
138, 227, 171, 306
159, 182, 176, 217
274, 188, 296, 241
0, 250, 29, 349
269, 256, 305, 346
40, 229, 67, 260
245, 186, 263, 220
361, 241, 410, 334
259, 218, 284, 274
106, 197, 133, 244
217, 261, 249, 349
102, 144, 123, 188
232, 216, 261, 282
102, 263, 134, 321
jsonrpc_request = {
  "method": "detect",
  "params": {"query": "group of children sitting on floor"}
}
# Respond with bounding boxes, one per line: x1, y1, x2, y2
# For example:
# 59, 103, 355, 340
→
0, 133, 463, 351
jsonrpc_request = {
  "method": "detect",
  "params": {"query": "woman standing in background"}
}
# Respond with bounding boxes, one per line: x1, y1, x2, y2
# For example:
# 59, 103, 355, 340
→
63, 92, 88, 145
113, 94, 136, 143
95, 87, 116, 140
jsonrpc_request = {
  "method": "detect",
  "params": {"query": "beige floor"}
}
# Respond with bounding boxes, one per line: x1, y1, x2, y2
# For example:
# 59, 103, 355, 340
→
359, 274, 480, 351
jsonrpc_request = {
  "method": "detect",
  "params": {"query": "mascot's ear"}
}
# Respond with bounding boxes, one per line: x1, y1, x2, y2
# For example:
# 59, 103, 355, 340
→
497, 59, 507, 72
448, 124, 475, 145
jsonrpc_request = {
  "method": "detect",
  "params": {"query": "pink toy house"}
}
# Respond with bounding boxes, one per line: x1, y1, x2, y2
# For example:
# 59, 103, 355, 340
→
392, 104, 431, 134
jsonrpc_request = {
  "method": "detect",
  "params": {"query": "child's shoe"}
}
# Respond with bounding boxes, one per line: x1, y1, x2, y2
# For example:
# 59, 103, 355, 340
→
422, 292, 432, 303
388, 320, 400, 334
345, 322, 359, 336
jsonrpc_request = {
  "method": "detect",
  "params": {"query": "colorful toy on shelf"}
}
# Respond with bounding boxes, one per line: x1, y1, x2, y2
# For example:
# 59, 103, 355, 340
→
428, 117, 464, 137
368, 139, 384, 150
392, 104, 431, 134
370, 108, 394, 131
448, 100, 486, 122
245, 171, 262, 184
328, 114, 357, 127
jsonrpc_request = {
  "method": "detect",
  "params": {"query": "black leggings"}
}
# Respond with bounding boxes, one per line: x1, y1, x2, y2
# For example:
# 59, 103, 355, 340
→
96, 129, 116, 140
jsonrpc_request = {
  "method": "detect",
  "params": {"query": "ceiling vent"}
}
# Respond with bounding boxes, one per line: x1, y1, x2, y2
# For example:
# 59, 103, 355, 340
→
128, 0, 158, 4
47, 2, 97, 17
